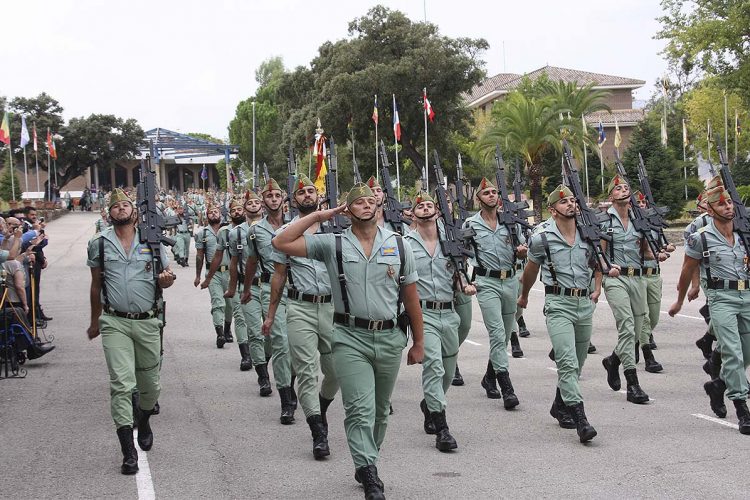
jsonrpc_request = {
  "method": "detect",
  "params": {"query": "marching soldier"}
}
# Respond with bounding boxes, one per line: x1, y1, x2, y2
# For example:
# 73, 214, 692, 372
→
519, 186, 606, 443
366, 176, 403, 233
263, 174, 339, 459
272, 182, 424, 500
172, 204, 193, 267
407, 192, 475, 452
600, 175, 661, 404
95, 208, 109, 234
451, 287, 473, 387
464, 177, 527, 409
86, 189, 176, 474
670, 183, 750, 434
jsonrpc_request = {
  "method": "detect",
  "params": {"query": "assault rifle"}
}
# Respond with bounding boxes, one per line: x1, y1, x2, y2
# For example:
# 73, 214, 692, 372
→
352, 157, 362, 184
494, 145, 533, 247
432, 151, 473, 283
454, 153, 470, 226
637, 153, 670, 249
378, 140, 411, 235
561, 141, 614, 273
715, 135, 750, 267
286, 145, 299, 221
263, 163, 270, 185
613, 150, 664, 260
320, 137, 350, 233
512, 158, 533, 241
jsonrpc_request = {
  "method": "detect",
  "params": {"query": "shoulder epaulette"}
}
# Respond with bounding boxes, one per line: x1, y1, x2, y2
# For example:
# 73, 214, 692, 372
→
697, 226, 709, 234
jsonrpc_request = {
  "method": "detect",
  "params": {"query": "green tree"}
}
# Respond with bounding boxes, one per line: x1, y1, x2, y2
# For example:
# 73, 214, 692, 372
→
185, 132, 225, 144
682, 81, 747, 157
0, 166, 21, 201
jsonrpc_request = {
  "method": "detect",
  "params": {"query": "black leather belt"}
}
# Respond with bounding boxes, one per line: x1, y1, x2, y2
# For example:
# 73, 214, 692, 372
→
619, 267, 642, 277
333, 312, 395, 331
288, 289, 332, 303
545, 285, 590, 297
707, 279, 750, 290
104, 305, 157, 320
475, 267, 515, 279
421, 300, 453, 310
643, 268, 660, 276
177, 230, 190, 234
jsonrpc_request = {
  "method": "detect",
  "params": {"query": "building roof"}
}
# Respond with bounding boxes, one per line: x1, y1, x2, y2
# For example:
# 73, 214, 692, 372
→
585, 109, 646, 127
137, 128, 238, 161
466, 65, 646, 108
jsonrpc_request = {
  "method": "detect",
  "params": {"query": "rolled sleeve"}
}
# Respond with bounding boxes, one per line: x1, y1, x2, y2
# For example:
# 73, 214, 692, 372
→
304, 233, 333, 262
527, 234, 545, 266
684, 232, 703, 260
401, 241, 418, 286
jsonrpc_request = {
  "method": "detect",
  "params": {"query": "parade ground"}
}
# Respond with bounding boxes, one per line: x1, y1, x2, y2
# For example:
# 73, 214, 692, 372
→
2, 212, 748, 500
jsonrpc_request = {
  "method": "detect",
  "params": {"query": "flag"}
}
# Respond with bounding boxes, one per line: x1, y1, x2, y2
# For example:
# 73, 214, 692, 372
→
660, 117, 668, 146
20, 116, 30, 148
393, 95, 401, 142
229, 167, 236, 184
614, 118, 622, 149
0, 112, 10, 145
372, 95, 378, 124
597, 119, 606, 147
51, 137, 58, 159
313, 118, 327, 193
423, 88, 435, 122
682, 118, 689, 146
33, 123, 38, 151
200, 164, 208, 180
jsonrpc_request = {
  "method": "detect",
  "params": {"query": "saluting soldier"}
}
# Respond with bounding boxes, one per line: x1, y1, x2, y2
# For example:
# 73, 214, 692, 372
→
464, 177, 527, 409
272, 182, 424, 500
670, 183, 750, 434
519, 186, 607, 443
263, 174, 339, 459
600, 175, 660, 404
86, 189, 176, 474
406, 192, 475, 452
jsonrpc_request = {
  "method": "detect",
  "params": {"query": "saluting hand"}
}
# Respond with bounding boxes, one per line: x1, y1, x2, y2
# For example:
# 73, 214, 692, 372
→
317, 202, 348, 223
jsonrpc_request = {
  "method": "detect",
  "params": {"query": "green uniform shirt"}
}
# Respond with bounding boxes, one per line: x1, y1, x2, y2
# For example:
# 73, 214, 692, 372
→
404, 228, 455, 302
246, 217, 280, 276
86, 227, 169, 313
196, 225, 230, 267
273, 217, 331, 296
95, 218, 109, 233
528, 217, 594, 289
684, 213, 710, 242
600, 206, 643, 268
464, 212, 526, 271
685, 219, 750, 281
641, 229, 660, 270
305, 226, 417, 321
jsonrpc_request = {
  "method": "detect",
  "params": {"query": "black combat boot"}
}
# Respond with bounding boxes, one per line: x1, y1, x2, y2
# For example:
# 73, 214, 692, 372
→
566, 402, 598, 443
703, 378, 727, 418
635, 342, 640, 364
307, 414, 330, 459
223, 321, 234, 343
496, 371, 519, 409
624, 368, 649, 404
279, 386, 296, 425
550, 388, 576, 429
517, 316, 530, 337
642, 345, 663, 373
602, 352, 621, 391
238, 343, 253, 371
116, 426, 139, 475
702, 358, 713, 376
710, 349, 722, 379
587, 342, 597, 354
255, 363, 272, 397
430, 410, 458, 452
419, 399, 436, 435
695, 332, 714, 359
214, 325, 226, 349
319, 394, 334, 426
355, 465, 385, 500
136, 408, 154, 451
481, 359, 501, 399
648, 333, 657, 350
733, 400, 750, 435
452, 364, 464, 386
510, 331, 524, 358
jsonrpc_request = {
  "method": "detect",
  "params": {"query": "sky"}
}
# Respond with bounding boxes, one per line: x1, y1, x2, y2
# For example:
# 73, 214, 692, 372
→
4, 0, 668, 141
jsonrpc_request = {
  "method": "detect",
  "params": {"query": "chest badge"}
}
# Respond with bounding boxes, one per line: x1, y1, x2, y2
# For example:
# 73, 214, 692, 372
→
386, 264, 396, 278
145, 261, 153, 273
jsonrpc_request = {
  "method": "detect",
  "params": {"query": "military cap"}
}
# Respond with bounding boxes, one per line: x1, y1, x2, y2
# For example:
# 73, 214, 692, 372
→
606, 174, 628, 194
706, 175, 723, 191
295, 173, 315, 192
705, 185, 729, 205
346, 182, 374, 205
477, 177, 496, 193
547, 184, 574, 206
108, 188, 132, 209
261, 178, 282, 194
633, 190, 646, 203
245, 189, 261, 202
412, 191, 435, 209
366, 176, 381, 189
229, 199, 244, 210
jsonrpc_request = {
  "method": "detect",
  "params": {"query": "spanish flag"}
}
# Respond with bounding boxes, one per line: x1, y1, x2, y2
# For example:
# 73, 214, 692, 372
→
313, 118, 327, 193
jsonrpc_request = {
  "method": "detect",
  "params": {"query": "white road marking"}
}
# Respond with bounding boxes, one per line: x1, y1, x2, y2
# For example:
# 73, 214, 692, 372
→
691, 413, 739, 430
133, 430, 156, 500
464, 339, 482, 346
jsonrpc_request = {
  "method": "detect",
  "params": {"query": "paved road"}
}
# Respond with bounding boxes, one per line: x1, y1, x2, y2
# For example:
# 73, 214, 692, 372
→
1, 212, 748, 499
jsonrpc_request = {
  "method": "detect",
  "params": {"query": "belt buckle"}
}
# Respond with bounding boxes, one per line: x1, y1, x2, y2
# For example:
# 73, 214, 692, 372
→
368, 319, 383, 330
627, 268, 635, 277
126, 312, 137, 319
571, 289, 581, 297
739, 281, 746, 291
313, 295, 323, 304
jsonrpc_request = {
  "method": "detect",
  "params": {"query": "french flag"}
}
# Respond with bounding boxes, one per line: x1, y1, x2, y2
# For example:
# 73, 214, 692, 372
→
393, 95, 401, 142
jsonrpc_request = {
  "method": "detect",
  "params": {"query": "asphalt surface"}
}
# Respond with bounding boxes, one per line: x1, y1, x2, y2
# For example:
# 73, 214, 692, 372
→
1, 212, 748, 499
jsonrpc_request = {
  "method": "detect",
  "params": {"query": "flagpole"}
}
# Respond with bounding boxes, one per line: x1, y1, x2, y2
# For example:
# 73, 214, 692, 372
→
308, 145, 312, 179
252, 100, 256, 190
423, 88, 429, 192
375, 95, 379, 183
9, 132, 16, 202
682, 118, 688, 200
393, 94, 401, 200
34, 144, 40, 195
23, 147, 29, 195
583, 142, 590, 202
724, 91, 729, 154
707, 119, 711, 163
351, 122, 356, 167
47, 144, 51, 202
599, 147, 604, 193
735, 109, 739, 163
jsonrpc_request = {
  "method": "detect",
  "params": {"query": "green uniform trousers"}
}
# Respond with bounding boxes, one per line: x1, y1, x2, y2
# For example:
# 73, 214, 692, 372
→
705, 288, 750, 400
422, 308, 460, 412
544, 295, 594, 405
475, 275, 518, 373
207, 271, 244, 333
639, 274, 662, 345
238, 283, 266, 365
100, 313, 162, 428
454, 292, 473, 346
602, 276, 646, 371
333, 325, 407, 468
260, 282, 291, 388
287, 299, 339, 418
172, 232, 191, 260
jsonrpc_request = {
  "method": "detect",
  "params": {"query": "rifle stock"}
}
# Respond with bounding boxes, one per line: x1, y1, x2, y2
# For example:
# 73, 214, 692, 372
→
286, 145, 299, 221
319, 137, 349, 234
493, 145, 533, 248
379, 140, 411, 235
715, 135, 750, 264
